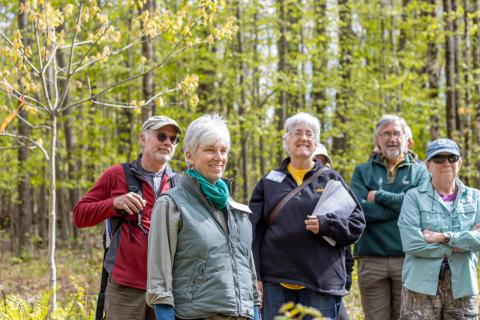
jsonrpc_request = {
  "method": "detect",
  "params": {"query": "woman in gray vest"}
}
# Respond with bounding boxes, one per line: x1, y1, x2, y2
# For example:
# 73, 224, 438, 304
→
147, 114, 261, 320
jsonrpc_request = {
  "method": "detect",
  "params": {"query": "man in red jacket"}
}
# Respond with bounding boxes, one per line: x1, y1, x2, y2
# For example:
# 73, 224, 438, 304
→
73, 115, 181, 320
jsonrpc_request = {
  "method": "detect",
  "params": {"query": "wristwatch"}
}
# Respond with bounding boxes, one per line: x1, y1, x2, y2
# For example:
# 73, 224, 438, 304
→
442, 233, 450, 245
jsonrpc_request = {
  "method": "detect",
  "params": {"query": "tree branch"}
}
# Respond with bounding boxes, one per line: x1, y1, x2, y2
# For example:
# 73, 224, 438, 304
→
0, 81, 49, 112
0, 133, 49, 160
56, 3, 84, 111
0, 29, 40, 74
63, 31, 191, 112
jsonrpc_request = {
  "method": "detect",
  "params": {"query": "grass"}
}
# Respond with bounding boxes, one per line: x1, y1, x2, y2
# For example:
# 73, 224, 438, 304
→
1, 240, 366, 319
0, 242, 103, 306
6, 239, 478, 319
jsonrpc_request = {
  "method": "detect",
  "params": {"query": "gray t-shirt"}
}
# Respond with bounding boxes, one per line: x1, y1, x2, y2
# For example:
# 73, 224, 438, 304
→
137, 166, 164, 196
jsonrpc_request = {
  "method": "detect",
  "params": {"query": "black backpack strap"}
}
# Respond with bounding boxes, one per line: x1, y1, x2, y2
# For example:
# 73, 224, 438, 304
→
95, 249, 109, 320
95, 162, 144, 320
121, 162, 147, 235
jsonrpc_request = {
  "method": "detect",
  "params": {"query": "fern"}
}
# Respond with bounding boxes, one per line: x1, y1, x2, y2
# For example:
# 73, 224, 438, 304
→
0, 287, 94, 320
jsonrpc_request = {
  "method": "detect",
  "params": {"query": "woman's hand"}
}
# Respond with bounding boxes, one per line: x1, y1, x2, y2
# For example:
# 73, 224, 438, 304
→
257, 280, 263, 308
422, 229, 447, 244
305, 215, 320, 234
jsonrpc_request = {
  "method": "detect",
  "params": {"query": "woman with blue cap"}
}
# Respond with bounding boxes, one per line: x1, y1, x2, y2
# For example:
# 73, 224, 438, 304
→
398, 138, 480, 319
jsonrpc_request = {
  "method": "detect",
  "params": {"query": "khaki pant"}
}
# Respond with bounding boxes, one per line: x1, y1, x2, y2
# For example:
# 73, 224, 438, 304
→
105, 277, 155, 320
357, 256, 404, 320
400, 271, 478, 320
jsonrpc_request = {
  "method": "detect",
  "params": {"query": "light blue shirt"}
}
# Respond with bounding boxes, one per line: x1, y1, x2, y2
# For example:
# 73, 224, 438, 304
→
398, 178, 480, 298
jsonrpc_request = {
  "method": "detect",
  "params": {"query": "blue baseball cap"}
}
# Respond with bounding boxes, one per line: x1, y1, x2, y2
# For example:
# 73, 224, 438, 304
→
426, 138, 460, 160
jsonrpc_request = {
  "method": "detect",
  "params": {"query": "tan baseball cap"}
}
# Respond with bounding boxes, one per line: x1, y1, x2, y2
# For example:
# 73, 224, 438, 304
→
142, 115, 182, 134
314, 144, 332, 164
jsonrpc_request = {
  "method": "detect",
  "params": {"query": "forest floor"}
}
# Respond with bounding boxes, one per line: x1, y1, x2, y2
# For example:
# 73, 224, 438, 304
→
0, 239, 103, 306
0, 238, 365, 319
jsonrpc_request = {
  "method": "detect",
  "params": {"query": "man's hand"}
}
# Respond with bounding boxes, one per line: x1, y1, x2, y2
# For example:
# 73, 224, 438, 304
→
422, 229, 447, 244
367, 190, 376, 202
113, 192, 146, 215
305, 215, 320, 234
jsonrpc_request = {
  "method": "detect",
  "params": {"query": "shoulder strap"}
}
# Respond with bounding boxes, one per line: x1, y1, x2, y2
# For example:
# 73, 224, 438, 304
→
268, 166, 330, 225
121, 162, 143, 195
121, 162, 146, 234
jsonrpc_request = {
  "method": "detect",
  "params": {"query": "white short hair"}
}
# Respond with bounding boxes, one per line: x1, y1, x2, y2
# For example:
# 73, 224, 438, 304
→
183, 114, 231, 156
282, 112, 321, 152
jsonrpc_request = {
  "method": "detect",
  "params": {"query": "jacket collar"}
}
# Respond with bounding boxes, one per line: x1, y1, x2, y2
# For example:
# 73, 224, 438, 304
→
278, 157, 324, 172
131, 153, 175, 177
371, 152, 413, 168
418, 177, 466, 198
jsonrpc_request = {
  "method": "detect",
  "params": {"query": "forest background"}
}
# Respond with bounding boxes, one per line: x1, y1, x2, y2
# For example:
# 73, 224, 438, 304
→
0, 0, 479, 318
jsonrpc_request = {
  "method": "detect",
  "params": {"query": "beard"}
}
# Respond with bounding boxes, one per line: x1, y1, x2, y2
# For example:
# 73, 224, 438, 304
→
382, 146, 402, 160
155, 150, 174, 163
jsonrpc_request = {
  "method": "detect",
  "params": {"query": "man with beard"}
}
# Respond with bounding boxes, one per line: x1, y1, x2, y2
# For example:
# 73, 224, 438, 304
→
350, 115, 429, 320
73, 116, 181, 320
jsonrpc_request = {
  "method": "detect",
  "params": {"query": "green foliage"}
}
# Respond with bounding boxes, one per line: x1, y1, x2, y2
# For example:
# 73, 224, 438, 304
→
0, 287, 95, 320
275, 302, 326, 320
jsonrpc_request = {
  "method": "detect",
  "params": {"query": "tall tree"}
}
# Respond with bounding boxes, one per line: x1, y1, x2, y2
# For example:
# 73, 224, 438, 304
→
444, 0, 458, 137
426, 0, 441, 141
139, 0, 156, 121
333, 0, 353, 155
15, 0, 33, 255
471, 0, 480, 184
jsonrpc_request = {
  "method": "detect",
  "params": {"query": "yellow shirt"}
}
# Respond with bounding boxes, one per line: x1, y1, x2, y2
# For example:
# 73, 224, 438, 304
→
279, 164, 313, 290
287, 163, 311, 186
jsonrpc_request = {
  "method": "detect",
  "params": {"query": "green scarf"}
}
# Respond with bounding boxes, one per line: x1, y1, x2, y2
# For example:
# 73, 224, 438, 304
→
185, 169, 229, 209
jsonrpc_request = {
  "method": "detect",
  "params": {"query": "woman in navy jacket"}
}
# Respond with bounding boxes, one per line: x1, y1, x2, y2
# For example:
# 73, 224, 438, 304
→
249, 112, 365, 320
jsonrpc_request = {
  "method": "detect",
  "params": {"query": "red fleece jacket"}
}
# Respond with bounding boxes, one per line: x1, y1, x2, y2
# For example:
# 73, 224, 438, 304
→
73, 162, 174, 289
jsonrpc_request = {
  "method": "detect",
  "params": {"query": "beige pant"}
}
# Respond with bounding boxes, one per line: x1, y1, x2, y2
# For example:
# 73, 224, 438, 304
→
400, 271, 478, 320
105, 277, 155, 320
357, 256, 404, 320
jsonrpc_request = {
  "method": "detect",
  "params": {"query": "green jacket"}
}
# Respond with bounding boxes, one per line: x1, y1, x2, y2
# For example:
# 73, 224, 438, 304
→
351, 153, 429, 256
399, 179, 480, 298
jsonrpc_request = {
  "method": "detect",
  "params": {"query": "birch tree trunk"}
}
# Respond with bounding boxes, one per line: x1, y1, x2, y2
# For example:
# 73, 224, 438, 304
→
47, 113, 57, 316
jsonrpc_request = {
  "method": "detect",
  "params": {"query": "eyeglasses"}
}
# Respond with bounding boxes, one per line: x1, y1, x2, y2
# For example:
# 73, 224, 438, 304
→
291, 130, 315, 139
152, 131, 179, 145
430, 154, 460, 164
379, 131, 403, 139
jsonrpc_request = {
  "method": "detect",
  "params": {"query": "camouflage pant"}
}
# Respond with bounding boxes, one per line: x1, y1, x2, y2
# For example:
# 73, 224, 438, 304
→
400, 271, 478, 320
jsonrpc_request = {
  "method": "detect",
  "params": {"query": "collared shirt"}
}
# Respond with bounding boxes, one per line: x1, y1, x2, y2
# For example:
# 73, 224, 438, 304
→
398, 179, 480, 298
381, 152, 406, 183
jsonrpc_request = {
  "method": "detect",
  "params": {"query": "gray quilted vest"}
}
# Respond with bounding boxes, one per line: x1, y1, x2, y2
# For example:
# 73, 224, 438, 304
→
166, 176, 254, 319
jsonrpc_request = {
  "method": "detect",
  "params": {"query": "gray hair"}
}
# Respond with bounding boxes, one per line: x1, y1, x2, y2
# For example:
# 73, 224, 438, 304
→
183, 114, 231, 156
375, 114, 408, 138
404, 124, 413, 140
282, 112, 321, 150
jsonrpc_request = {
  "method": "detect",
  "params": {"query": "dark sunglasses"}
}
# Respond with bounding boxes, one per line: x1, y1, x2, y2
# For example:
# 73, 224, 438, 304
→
153, 132, 179, 145
430, 154, 460, 164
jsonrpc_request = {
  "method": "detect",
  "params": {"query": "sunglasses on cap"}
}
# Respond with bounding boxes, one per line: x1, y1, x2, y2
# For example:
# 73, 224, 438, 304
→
152, 131, 179, 145
430, 154, 460, 164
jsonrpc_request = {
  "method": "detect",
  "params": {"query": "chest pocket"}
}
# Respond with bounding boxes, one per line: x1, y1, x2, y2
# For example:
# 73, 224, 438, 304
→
458, 203, 476, 229
420, 210, 439, 230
